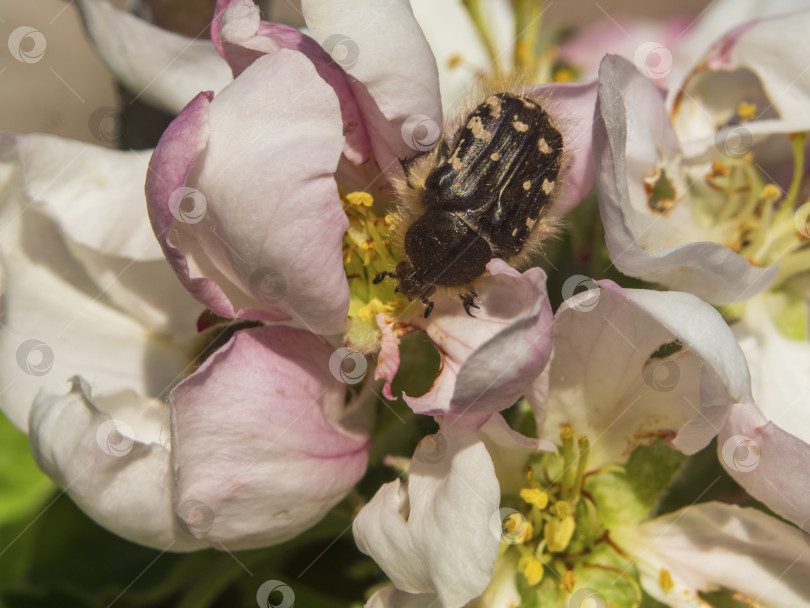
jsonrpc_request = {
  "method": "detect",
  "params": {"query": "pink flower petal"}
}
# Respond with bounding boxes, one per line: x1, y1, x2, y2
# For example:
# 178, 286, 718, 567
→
211, 0, 370, 164
718, 402, 810, 529
147, 50, 351, 335
392, 260, 552, 418
170, 326, 369, 549
302, 0, 442, 171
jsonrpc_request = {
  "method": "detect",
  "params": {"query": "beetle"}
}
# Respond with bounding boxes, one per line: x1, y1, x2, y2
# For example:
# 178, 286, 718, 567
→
375, 91, 564, 318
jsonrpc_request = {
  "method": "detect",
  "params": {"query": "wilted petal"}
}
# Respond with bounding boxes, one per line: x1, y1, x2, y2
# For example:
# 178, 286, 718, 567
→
397, 260, 552, 418
211, 0, 370, 163
147, 50, 350, 335
532, 282, 752, 466
15, 134, 201, 335
76, 0, 232, 114
302, 0, 442, 169
595, 55, 777, 304
618, 503, 810, 607
719, 402, 810, 529
29, 378, 203, 550
171, 326, 369, 550
353, 420, 500, 607
672, 10, 810, 159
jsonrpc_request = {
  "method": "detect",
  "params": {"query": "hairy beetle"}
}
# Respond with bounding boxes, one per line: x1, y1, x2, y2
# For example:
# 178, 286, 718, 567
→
375, 92, 564, 318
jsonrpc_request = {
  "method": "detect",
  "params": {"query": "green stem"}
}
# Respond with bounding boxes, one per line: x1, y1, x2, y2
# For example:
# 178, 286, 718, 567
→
462, 0, 501, 71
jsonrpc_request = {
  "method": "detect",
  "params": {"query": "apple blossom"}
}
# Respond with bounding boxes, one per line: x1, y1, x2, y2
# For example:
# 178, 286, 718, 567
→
354, 283, 810, 607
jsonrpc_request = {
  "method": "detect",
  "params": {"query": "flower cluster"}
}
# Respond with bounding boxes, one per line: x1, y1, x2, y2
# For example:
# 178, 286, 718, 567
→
2, 0, 809, 606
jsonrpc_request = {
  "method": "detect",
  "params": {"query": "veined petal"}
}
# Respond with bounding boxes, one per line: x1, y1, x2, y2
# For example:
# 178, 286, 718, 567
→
719, 402, 810, 529
146, 50, 350, 335
399, 261, 553, 418
302, 0, 442, 170
672, 10, 810, 159
29, 378, 203, 550
353, 420, 500, 608
211, 0, 371, 164
76, 0, 232, 114
618, 503, 810, 607
532, 282, 752, 466
170, 326, 369, 550
14, 134, 201, 335
595, 54, 777, 304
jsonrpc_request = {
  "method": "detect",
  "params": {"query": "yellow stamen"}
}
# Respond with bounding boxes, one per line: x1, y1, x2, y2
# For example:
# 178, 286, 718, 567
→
759, 184, 782, 203
658, 568, 674, 592
551, 501, 570, 519
520, 488, 549, 509
553, 67, 574, 82
544, 515, 575, 552
737, 101, 757, 121
345, 191, 374, 207
359, 298, 398, 323
560, 570, 576, 593
520, 554, 544, 585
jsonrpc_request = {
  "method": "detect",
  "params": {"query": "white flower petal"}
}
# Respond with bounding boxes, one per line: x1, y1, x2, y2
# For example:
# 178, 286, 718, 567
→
0, 146, 192, 432
366, 588, 438, 608
353, 421, 500, 608
15, 134, 201, 334
595, 55, 777, 304
76, 0, 232, 114
620, 503, 810, 608
734, 296, 810, 443
29, 378, 203, 550
534, 283, 752, 465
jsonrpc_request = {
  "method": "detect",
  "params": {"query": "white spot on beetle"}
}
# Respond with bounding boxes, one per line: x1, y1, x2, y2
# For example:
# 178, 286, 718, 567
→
526, 217, 537, 230
538, 138, 552, 154
449, 140, 465, 170
490, 152, 500, 161
542, 179, 555, 194
523, 180, 531, 191
513, 120, 529, 132
468, 116, 492, 141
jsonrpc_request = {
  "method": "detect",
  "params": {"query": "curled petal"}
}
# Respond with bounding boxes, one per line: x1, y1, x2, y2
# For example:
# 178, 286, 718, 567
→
595, 55, 776, 304
302, 0, 442, 170
76, 0, 231, 114
211, 0, 370, 163
532, 282, 753, 466
719, 402, 810, 529
618, 503, 810, 607
672, 10, 810, 159
353, 421, 500, 607
146, 50, 350, 335
29, 378, 203, 550
171, 326, 369, 549
398, 260, 553, 418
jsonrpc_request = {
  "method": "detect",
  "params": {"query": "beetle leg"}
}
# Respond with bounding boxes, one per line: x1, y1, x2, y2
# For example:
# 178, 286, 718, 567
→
422, 297, 435, 318
373, 270, 398, 284
460, 290, 480, 317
